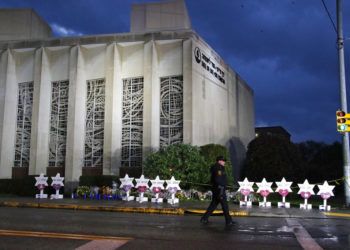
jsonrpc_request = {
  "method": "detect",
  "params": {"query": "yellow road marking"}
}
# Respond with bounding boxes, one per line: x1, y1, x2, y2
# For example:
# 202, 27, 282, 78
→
324, 212, 350, 218
0, 229, 133, 241
185, 209, 248, 216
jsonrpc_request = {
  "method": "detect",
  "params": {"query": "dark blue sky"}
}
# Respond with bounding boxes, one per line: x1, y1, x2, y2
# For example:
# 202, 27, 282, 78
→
1, 0, 349, 143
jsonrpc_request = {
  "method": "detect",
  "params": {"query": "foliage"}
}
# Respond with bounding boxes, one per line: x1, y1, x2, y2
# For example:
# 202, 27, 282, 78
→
296, 141, 343, 182
296, 141, 343, 194
0, 176, 38, 196
242, 134, 305, 182
143, 144, 208, 190
200, 144, 234, 187
79, 175, 118, 187
143, 143, 233, 190
76, 186, 90, 196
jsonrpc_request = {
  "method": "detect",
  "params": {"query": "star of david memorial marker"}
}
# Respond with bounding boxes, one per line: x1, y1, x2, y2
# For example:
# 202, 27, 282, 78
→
35, 173, 48, 199
256, 178, 273, 207
150, 176, 165, 203
120, 174, 135, 201
276, 177, 292, 208
238, 178, 254, 207
298, 179, 315, 210
317, 181, 335, 211
166, 176, 181, 205
135, 175, 149, 203
50, 173, 64, 199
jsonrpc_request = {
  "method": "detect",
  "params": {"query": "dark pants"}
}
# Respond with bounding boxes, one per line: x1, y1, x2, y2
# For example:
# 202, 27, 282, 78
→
202, 187, 232, 223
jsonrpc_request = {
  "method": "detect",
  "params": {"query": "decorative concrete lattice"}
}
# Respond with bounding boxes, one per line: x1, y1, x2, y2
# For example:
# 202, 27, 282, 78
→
121, 77, 144, 168
160, 75, 183, 147
84, 78, 105, 168
14, 82, 34, 167
48, 80, 69, 167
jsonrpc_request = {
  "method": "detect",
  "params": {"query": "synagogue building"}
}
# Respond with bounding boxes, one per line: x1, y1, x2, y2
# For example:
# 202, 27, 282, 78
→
0, 0, 255, 187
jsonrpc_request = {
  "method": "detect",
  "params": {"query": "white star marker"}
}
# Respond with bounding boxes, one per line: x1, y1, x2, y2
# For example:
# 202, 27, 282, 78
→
120, 174, 135, 201
135, 175, 149, 203
275, 177, 293, 196
35, 173, 48, 199
297, 179, 315, 198
135, 175, 149, 190
119, 174, 134, 191
317, 181, 335, 199
150, 176, 165, 203
150, 176, 165, 192
50, 173, 65, 199
166, 176, 181, 192
317, 181, 335, 211
238, 178, 254, 207
256, 178, 273, 195
166, 176, 181, 204
276, 177, 293, 208
35, 173, 48, 189
298, 179, 315, 210
256, 178, 273, 207
51, 173, 64, 188
238, 177, 254, 196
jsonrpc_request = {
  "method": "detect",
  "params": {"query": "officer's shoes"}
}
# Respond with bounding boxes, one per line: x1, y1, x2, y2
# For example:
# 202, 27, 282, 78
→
200, 218, 209, 225
225, 221, 235, 227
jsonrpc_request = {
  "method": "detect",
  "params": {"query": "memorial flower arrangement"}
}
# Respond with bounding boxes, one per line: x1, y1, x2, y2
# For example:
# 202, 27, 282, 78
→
76, 186, 90, 197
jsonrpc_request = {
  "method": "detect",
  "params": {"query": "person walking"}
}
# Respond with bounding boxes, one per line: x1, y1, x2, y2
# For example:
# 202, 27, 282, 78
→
200, 156, 234, 227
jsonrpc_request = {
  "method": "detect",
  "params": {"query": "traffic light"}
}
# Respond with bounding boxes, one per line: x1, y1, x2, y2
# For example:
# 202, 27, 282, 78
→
336, 110, 350, 132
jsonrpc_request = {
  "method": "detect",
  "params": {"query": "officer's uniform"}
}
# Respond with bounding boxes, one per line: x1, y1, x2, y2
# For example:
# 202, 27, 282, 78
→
201, 158, 233, 225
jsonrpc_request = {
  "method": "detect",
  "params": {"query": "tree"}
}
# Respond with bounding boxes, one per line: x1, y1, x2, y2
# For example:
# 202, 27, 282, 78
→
143, 143, 233, 190
242, 135, 305, 182
297, 141, 343, 184
143, 144, 208, 189
200, 144, 233, 187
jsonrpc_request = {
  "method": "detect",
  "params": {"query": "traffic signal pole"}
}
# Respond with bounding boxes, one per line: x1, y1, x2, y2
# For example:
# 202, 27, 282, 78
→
336, 0, 350, 206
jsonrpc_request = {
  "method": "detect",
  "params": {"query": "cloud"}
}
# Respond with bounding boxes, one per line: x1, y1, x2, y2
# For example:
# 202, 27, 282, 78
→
50, 23, 83, 37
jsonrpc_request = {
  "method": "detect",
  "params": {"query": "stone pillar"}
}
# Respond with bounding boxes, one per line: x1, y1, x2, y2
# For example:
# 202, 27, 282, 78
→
104, 43, 122, 176
142, 41, 154, 158
183, 39, 192, 144
150, 42, 160, 149
65, 46, 86, 183
29, 48, 51, 175
0, 50, 17, 178
143, 40, 161, 162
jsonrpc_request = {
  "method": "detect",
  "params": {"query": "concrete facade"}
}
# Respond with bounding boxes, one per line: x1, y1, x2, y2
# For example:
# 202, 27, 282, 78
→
0, 9, 52, 41
0, 0, 254, 184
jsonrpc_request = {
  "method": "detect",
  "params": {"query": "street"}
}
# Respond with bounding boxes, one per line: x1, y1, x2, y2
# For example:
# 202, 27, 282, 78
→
0, 207, 349, 249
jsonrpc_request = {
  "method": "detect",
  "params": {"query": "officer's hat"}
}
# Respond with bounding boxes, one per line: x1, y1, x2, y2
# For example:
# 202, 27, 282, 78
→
216, 156, 226, 162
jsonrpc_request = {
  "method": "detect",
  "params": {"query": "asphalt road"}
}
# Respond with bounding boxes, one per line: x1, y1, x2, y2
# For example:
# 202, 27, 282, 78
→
0, 207, 349, 249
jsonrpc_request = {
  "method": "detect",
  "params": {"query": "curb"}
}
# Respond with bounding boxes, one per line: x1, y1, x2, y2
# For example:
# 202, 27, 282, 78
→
185, 209, 248, 217
0, 201, 184, 215
2, 201, 350, 219
0, 201, 247, 216
323, 212, 350, 218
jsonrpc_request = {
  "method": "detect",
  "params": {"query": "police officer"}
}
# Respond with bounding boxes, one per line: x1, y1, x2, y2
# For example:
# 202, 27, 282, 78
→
200, 156, 234, 226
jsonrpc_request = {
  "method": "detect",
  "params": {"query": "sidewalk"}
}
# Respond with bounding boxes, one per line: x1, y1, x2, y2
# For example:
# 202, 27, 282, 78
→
0, 196, 349, 219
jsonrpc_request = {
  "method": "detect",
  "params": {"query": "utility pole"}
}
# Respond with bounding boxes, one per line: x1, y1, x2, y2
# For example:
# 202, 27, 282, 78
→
336, 0, 350, 206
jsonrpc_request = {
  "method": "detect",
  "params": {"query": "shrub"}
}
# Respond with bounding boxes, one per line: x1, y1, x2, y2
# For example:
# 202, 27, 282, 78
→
143, 143, 233, 191
0, 175, 46, 196
143, 144, 207, 190
200, 144, 234, 187
79, 175, 119, 187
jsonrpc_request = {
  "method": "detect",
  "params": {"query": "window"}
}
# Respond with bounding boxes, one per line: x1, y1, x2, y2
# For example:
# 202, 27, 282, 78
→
84, 78, 105, 168
14, 82, 34, 167
48, 80, 69, 167
160, 76, 183, 147
121, 77, 144, 168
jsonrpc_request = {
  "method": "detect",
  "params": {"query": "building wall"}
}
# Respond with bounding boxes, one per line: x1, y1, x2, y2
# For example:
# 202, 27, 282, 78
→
190, 38, 255, 179
0, 33, 254, 183
0, 9, 51, 41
